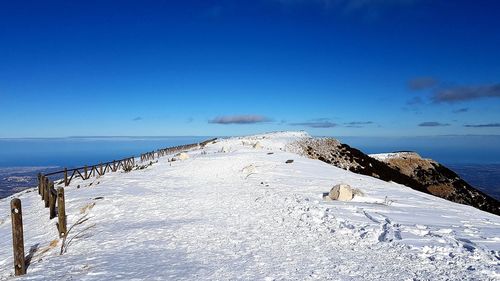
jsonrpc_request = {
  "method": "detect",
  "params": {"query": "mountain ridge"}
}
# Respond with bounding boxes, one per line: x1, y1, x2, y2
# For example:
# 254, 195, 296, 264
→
294, 137, 500, 216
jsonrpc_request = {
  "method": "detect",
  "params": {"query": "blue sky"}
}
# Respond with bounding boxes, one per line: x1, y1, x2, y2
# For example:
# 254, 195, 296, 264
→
0, 0, 499, 137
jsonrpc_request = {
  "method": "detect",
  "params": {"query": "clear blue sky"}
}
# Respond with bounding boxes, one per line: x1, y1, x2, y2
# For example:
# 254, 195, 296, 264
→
1, 0, 499, 137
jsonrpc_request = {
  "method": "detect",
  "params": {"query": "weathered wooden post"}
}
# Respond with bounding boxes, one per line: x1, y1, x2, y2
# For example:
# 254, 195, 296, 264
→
64, 168, 68, 186
57, 187, 67, 238
84, 166, 88, 179
44, 176, 49, 208
40, 175, 45, 201
37, 173, 42, 195
49, 182, 56, 219
10, 198, 26, 276
99, 163, 103, 175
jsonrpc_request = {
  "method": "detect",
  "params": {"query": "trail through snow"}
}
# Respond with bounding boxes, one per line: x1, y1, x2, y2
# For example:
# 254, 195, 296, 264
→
0, 132, 499, 280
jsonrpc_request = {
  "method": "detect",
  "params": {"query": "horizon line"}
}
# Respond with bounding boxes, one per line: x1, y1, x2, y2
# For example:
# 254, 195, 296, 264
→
1, 134, 500, 140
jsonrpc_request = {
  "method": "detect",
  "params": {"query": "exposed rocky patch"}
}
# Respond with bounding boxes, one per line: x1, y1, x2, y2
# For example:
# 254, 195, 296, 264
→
295, 138, 500, 216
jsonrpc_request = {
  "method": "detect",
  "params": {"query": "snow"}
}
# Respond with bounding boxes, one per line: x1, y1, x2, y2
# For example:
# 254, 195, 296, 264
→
369, 152, 418, 161
0, 131, 499, 280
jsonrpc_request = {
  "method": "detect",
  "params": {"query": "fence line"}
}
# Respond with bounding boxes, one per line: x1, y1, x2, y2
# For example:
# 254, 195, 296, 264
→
9, 137, 217, 276
43, 138, 217, 186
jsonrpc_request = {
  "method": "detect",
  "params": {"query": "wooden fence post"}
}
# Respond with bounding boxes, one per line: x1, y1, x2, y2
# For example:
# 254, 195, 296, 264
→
57, 187, 67, 238
44, 177, 49, 208
99, 163, 103, 175
84, 166, 88, 179
37, 173, 42, 195
64, 168, 68, 186
40, 176, 45, 201
10, 198, 26, 276
49, 182, 56, 219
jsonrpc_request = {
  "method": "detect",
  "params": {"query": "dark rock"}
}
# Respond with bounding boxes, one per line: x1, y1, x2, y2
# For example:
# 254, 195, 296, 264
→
286, 160, 294, 164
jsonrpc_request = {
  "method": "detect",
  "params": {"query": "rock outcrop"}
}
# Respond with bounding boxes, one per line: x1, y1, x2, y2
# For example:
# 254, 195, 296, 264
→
296, 138, 500, 216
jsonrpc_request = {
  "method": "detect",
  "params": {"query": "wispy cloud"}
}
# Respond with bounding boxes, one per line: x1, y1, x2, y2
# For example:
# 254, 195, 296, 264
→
464, 123, 500, 128
344, 121, 373, 125
290, 122, 337, 128
432, 83, 500, 103
418, 121, 450, 127
289, 119, 375, 128
290, 118, 337, 128
209, 115, 271, 125
132, 117, 143, 121
452, 108, 469, 113
343, 121, 374, 128
408, 77, 438, 91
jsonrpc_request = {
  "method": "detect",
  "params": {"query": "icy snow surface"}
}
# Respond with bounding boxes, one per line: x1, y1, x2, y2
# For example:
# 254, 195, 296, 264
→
0, 131, 499, 280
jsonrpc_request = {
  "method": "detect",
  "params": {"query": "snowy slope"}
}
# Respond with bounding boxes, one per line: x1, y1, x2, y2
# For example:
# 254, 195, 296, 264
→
0, 131, 499, 280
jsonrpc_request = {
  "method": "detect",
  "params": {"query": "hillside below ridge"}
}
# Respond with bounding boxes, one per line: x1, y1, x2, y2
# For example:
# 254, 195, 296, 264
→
291, 136, 500, 216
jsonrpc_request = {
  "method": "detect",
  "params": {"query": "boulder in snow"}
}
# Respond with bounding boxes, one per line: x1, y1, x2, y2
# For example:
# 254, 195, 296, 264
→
171, 152, 190, 161
242, 164, 256, 174
252, 142, 263, 149
328, 183, 355, 201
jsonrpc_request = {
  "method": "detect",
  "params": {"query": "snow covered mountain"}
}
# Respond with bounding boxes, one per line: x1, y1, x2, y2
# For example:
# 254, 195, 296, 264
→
0, 131, 498, 280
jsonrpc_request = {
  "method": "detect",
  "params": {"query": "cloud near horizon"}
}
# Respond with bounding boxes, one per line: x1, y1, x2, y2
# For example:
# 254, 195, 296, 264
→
209, 115, 271, 125
344, 121, 374, 125
290, 119, 337, 128
418, 121, 450, 127
432, 83, 500, 103
464, 123, 500, 128
408, 77, 438, 91
343, 121, 374, 128
452, 108, 469, 113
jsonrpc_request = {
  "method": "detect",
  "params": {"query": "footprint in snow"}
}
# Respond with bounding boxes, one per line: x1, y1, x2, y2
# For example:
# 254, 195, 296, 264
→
378, 217, 402, 242
362, 211, 402, 242
455, 237, 477, 253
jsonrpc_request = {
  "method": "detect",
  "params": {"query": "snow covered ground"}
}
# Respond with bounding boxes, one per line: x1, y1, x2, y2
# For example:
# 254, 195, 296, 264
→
0, 131, 499, 280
